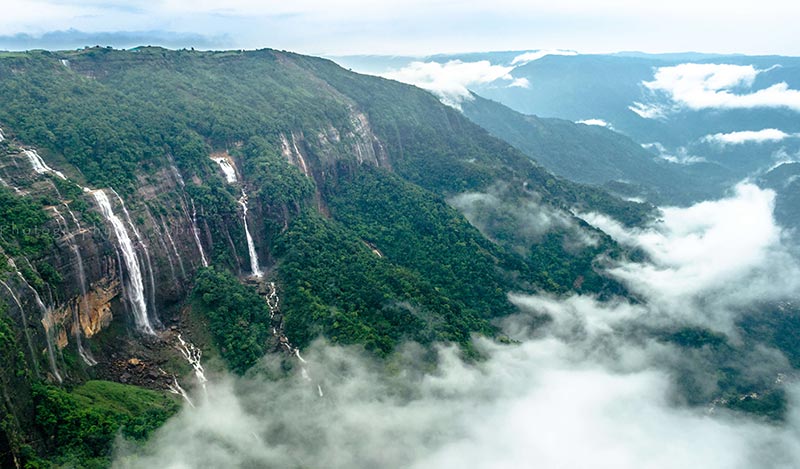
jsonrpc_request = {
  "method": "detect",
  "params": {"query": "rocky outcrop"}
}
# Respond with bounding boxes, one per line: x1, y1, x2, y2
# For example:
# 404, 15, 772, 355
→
47, 275, 119, 347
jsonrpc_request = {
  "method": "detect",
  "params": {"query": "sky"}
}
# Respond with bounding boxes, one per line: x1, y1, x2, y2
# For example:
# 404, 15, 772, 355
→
1, 0, 799, 55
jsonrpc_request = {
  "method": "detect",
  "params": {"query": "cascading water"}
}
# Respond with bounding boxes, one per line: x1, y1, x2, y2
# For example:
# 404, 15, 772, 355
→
111, 189, 159, 324
0, 127, 5, 142
167, 377, 195, 408
17, 270, 63, 383
239, 190, 263, 277
145, 209, 178, 287
51, 207, 96, 366
161, 217, 187, 279
50, 206, 68, 233
212, 157, 238, 183
189, 200, 209, 268
71, 243, 97, 366
22, 149, 67, 180
176, 334, 208, 393
92, 189, 155, 334
65, 204, 82, 231
264, 282, 321, 393
0, 279, 40, 377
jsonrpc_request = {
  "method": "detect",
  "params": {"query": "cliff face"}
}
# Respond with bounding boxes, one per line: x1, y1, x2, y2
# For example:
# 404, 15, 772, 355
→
0, 47, 648, 466
0, 112, 388, 466
0, 108, 386, 371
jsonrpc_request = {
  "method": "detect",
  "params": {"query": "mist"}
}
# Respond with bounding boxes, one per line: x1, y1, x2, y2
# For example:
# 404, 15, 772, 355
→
114, 182, 800, 469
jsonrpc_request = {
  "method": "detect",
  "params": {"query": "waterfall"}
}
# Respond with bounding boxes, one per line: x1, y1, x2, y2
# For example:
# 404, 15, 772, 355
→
290, 133, 311, 178
91, 189, 155, 334
238, 190, 262, 277
168, 160, 185, 188
189, 200, 209, 268
18, 271, 63, 383
161, 217, 187, 279
51, 207, 96, 366
145, 208, 178, 287
64, 204, 82, 231
176, 334, 208, 393
50, 206, 68, 233
111, 189, 159, 325
264, 282, 322, 395
71, 243, 97, 366
0, 176, 23, 195
212, 157, 238, 183
0, 279, 40, 378
0, 127, 4, 142
22, 149, 67, 180
167, 377, 195, 408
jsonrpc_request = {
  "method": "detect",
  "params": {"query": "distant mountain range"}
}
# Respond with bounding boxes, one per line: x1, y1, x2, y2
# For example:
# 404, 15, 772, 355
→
334, 51, 800, 206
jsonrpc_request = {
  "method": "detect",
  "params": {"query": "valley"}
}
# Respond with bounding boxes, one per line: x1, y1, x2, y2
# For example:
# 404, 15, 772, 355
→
0, 46, 797, 468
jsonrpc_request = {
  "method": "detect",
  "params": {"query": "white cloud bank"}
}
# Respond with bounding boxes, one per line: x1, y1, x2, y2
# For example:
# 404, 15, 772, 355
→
114, 338, 800, 469
510, 49, 577, 65
381, 50, 581, 108
382, 60, 522, 108
642, 142, 706, 165
114, 181, 800, 469
703, 129, 796, 146
579, 182, 800, 332
631, 63, 800, 118
576, 118, 612, 128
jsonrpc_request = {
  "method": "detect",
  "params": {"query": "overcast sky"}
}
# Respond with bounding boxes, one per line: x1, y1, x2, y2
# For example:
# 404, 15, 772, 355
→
1, 0, 798, 55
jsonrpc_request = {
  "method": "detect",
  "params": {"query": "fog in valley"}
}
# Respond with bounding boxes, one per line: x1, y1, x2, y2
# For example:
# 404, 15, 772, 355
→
115, 182, 800, 469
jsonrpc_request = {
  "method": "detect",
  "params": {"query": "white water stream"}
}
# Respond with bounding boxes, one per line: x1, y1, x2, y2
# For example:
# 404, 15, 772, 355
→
239, 190, 263, 277
92, 190, 155, 334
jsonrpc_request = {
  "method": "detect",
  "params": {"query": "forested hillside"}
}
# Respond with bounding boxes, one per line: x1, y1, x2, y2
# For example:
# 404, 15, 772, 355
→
0, 47, 651, 467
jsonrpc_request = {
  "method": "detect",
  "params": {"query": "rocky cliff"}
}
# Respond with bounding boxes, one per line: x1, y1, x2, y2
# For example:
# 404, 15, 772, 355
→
0, 47, 649, 466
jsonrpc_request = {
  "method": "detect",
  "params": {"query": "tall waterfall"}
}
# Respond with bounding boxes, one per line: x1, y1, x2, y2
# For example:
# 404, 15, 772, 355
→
239, 190, 262, 277
52, 207, 96, 366
189, 200, 209, 268
92, 189, 155, 334
0, 279, 40, 377
161, 217, 187, 279
111, 189, 159, 324
18, 271, 63, 383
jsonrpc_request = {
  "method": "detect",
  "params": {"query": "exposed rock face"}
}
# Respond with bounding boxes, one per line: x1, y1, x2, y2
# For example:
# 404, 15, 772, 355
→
79, 277, 118, 338
1, 104, 387, 374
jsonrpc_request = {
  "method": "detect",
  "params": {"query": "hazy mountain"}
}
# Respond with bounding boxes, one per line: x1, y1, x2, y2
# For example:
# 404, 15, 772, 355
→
0, 47, 798, 468
460, 93, 714, 203
335, 51, 800, 202
0, 47, 648, 466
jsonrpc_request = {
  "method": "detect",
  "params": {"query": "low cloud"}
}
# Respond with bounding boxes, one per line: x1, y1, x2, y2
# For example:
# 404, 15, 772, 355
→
578, 183, 800, 332
576, 118, 612, 128
114, 337, 800, 469
114, 181, 800, 468
448, 185, 597, 253
703, 129, 795, 146
508, 77, 530, 88
642, 142, 707, 165
381, 60, 525, 108
631, 63, 800, 117
629, 101, 668, 119
510, 49, 577, 65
